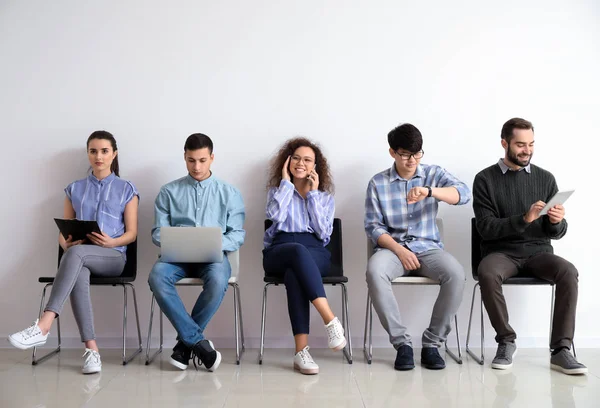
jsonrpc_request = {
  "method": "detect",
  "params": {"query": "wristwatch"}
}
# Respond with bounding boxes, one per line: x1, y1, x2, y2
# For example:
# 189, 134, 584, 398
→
425, 186, 432, 197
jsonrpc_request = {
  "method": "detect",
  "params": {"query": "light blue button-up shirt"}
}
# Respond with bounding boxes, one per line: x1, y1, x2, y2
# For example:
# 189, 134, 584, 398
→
65, 172, 139, 254
365, 163, 471, 254
264, 179, 335, 248
151, 174, 245, 252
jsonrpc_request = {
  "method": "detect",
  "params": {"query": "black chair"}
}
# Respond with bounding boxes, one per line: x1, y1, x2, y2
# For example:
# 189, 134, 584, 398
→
465, 218, 573, 364
259, 218, 353, 364
33, 241, 142, 366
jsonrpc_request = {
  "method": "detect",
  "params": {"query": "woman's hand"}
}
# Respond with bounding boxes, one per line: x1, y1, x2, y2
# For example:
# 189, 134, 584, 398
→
307, 169, 319, 190
63, 235, 84, 250
282, 156, 291, 181
87, 231, 117, 248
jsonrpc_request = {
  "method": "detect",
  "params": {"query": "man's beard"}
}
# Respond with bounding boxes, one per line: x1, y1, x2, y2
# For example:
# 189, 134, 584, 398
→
507, 148, 532, 168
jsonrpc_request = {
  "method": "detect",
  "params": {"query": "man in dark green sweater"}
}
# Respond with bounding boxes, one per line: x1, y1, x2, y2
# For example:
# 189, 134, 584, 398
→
473, 117, 586, 375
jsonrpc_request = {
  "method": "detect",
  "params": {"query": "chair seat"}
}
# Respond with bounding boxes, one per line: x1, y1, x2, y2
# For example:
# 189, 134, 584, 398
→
263, 276, 348, 284
176, 277, 239, 285
472, 275, 553, 285
38, 276, 135, 284
392, 276, 439, 284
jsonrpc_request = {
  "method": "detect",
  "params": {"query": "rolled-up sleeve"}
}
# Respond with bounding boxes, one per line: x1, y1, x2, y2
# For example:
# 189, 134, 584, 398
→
436, 167, 471, 205
306, 191, 334, 245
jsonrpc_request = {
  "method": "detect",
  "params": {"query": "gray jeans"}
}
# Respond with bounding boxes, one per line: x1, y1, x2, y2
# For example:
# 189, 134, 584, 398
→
44, 245, 126, 342
366, 248, 465, 348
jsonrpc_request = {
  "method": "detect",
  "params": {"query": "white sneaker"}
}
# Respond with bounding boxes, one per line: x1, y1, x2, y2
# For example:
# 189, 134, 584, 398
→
82, 349, 102, 374
8, 320, 48, 350
293, 346, 319, 375
325, 317, 346, 351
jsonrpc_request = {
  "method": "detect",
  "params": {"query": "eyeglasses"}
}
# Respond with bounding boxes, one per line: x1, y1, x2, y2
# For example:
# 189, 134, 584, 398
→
394, 150, 424, 160
291, 155, 315, 165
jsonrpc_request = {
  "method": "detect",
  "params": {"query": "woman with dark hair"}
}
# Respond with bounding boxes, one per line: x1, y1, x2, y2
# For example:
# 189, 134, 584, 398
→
8, 131, 139, 375
263, 137, 346, 375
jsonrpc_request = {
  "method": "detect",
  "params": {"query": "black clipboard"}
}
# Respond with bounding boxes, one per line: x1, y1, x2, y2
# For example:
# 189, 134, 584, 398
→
54, 218, 101, 241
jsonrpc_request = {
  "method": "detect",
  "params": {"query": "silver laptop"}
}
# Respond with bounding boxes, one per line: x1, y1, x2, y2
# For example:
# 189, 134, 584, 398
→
160, 227, 223, 263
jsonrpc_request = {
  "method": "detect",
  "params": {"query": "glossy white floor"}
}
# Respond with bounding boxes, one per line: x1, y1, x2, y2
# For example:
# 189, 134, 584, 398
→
0, 347, 598, 407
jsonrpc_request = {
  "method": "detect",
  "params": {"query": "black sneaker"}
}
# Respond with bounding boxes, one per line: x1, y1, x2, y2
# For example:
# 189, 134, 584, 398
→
394, 344, 415, 371
421, 347, 446, 370
170, 341, 192, 370
191, 339, 222, 372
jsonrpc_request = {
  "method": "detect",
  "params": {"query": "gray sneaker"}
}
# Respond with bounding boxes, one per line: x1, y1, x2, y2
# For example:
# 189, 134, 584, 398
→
550, 349, 588, 375
491, 342, 517, 370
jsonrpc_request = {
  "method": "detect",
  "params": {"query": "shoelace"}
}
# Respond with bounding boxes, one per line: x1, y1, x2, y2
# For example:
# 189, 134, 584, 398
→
83, 349, 100, 365
326, 320, 343, 339
299, 347, 315, 365
496, 344, 509, 360
22, 322, 41, 340
190, 350, 203, 371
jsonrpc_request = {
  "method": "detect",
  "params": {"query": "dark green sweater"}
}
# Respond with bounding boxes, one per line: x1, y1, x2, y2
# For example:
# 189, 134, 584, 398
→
473, 163, 568, 259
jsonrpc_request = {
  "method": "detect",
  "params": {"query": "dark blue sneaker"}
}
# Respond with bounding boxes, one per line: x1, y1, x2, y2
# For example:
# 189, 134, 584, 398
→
394, 344, 415, 371
421, 347, 446, 370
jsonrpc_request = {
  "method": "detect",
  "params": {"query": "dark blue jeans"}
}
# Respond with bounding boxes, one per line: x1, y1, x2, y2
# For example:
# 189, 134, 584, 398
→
263, 233, 331, 335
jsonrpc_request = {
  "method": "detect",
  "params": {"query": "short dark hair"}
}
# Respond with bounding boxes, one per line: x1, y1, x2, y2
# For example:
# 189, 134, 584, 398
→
387, 123, 423, 152
184, 133, 213, 153
501, 118, 534, 142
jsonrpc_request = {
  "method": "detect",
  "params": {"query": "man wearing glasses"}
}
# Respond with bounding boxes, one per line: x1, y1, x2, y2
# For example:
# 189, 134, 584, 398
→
364, 123, 471, 371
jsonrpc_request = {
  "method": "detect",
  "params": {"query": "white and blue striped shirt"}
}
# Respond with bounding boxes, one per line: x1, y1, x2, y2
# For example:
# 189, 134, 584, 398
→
65, 173, 139, 253
264, 180, 335, 248
365, 163, 471, 254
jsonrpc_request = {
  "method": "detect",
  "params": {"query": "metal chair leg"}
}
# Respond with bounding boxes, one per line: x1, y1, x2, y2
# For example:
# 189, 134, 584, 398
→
258, 283, 270, 364
444, 314, 463, 364
341, 283, 352, 364
237, 284, 246, 352
549, 284, 555, 352
363, 291, 373, 364
231, 282, 243, 365
466, 282, 484, 365
145, 293, 163, 365
32, 284, 61, 365
121, 284, 142, 365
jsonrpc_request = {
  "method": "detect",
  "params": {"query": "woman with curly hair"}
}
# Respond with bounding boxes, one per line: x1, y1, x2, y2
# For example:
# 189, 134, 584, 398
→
263, 137, 346, 375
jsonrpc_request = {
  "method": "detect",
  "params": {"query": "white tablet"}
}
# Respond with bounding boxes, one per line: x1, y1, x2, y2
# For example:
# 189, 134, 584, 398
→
539, 190, 575, 215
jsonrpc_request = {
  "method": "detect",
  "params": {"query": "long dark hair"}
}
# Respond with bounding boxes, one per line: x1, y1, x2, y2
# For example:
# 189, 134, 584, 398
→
267, 137, 333, 193
87, 130, 119, 177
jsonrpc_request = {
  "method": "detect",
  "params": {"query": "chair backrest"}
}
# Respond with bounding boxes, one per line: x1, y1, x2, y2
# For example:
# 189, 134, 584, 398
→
366, 218, 444, 258
264, 218, 344, 277
471, 217, 482, 279
228, 250, 240, 278
57, 240, 138, 279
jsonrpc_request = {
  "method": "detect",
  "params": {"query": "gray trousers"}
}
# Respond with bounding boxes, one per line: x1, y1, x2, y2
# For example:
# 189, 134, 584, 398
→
44, 245, 126, 342
366, 248, 465, 348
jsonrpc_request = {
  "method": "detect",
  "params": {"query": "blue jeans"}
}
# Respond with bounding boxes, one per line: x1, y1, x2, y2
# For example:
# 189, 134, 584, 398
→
148, 254, 231, 347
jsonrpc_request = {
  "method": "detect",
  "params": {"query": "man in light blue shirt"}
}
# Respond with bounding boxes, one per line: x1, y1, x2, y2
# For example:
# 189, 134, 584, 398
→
148, 133, 245, 372
365, 123, 470, 371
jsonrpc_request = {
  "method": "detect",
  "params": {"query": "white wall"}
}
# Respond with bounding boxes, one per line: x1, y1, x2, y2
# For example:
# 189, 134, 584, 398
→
1, 0, 598, 350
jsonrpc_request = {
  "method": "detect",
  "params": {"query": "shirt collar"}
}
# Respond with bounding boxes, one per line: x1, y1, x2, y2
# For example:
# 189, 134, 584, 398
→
87, 172, 116, 185
389, 162, 425, 182
186, 172, 215, 188
497, 158, 531, 174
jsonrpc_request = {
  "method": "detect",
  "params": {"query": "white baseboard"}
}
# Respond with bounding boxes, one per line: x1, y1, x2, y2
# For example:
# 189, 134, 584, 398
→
3, 335, 599, 349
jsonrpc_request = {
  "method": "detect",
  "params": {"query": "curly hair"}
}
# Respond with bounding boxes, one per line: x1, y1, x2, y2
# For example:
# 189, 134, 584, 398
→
267, 137, 334, 193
